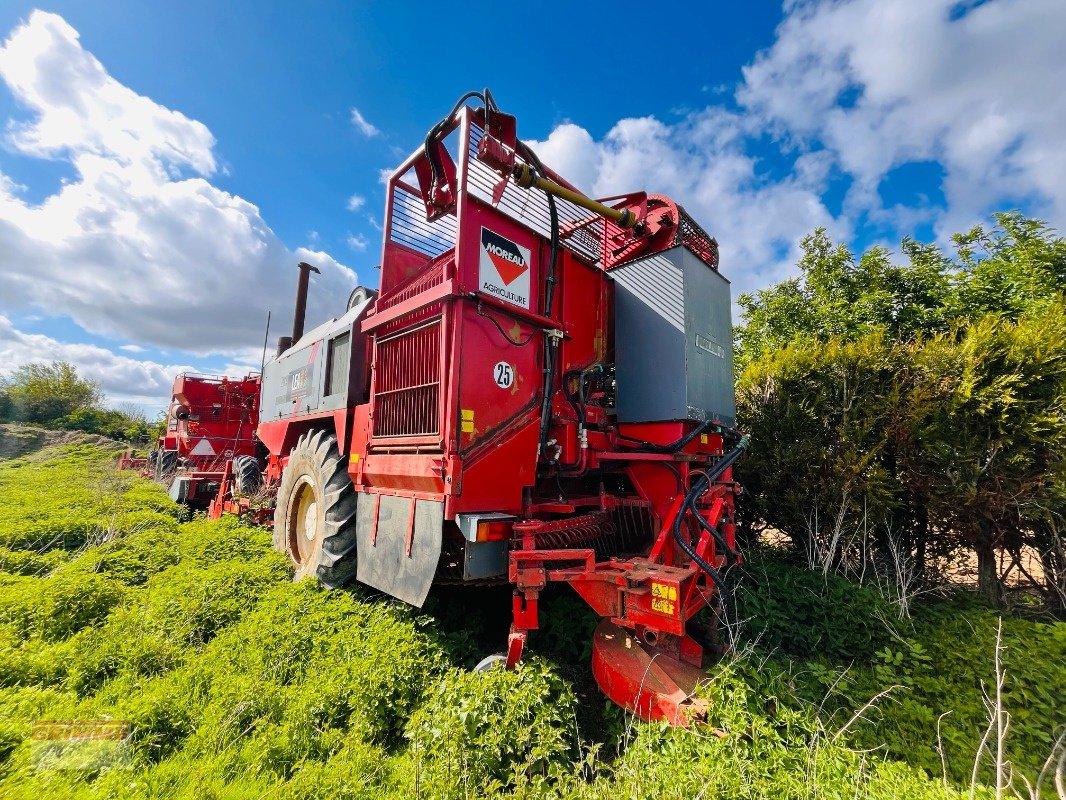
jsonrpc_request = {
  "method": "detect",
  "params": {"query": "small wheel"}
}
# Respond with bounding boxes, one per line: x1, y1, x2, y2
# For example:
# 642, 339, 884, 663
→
272, 430, 358, 587
473, 653, 508, 673
232, 455, 261, 496
156, 449, 178, 481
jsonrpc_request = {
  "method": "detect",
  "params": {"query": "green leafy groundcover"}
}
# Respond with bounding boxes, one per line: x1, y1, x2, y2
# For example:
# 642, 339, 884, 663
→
0, 445, 1061, 798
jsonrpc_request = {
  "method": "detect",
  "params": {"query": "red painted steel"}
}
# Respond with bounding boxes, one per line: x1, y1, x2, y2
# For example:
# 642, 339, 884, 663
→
253, 96, 741, 725
166, 373, 261, 470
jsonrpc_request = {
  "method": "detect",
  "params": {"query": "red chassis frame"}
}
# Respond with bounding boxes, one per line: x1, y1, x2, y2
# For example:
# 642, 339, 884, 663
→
255, 102, 741, 724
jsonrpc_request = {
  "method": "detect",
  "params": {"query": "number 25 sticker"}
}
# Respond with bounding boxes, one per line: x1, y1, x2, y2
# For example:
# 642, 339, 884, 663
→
493, 362, 514, 389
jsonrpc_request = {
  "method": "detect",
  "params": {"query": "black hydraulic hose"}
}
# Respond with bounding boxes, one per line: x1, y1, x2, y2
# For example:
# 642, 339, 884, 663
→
705, 434, 750, 483
562, 369, 584, 422
424, 89, 499, 194
671, 436, 750, 587
514, 138, 561, 462
618, 418, 722, 454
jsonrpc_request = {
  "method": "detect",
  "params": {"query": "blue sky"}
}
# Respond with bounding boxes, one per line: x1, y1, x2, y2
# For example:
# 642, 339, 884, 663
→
0, 1, 1062, 413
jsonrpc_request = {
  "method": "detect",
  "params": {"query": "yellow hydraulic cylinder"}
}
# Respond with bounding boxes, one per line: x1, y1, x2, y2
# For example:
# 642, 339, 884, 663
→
512, 163, 638, 229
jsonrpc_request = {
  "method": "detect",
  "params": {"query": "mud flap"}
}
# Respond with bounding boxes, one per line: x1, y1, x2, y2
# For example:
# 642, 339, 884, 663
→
355, 494, 443, 607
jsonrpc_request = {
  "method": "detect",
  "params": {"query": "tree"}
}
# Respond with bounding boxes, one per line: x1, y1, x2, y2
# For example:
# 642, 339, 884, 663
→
734, 214, 1066, 611
1, 361, 103, 424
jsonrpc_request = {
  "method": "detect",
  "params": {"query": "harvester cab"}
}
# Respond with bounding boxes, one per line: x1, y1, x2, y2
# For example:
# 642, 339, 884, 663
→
255, 90, 746, 725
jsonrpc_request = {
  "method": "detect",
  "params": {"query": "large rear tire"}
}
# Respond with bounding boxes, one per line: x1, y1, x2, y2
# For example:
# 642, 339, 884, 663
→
156, 449, 178, 481
272, 430, 358, 588
232, 455, 261, 496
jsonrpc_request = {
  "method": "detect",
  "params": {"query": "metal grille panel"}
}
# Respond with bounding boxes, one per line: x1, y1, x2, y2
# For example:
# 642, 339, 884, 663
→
388, 184, 457, 258
373, 320, 441, 438
466, 123, 603, 265
679, 210, 719, 270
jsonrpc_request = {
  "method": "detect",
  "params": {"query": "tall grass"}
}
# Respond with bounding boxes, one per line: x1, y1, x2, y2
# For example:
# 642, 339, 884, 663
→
0, 442, 1060, 798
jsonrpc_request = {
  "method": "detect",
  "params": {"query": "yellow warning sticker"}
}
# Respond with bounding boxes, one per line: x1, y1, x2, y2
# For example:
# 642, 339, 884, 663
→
651, 582, 678, 602
700, 434, 709, 444
651, 598, 676, 616
461, 409, 475, 434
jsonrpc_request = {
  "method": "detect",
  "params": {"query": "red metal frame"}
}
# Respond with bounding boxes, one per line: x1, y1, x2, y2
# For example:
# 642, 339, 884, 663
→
252, 99, 741, 725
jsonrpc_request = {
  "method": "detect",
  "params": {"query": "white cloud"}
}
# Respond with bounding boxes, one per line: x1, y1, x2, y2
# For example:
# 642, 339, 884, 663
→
350, 106, 380, 138
526, 107, 845, 300
346, 193, 365, 211
0, 314, 191, 402
520, 0, 1062, 300
738, 0, 1066, 237
345, 233, 369, 252
0, 11, 358, 357
119, 343, 146, 353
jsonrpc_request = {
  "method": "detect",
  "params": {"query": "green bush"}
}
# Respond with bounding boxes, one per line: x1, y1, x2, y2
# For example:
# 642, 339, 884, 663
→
2, 431, 1057, 799
735, 214, 1066, 610
406, 660, 579, 798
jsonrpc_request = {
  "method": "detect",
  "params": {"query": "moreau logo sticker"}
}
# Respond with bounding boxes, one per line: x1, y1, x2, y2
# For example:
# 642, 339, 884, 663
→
479, 227, 531, 309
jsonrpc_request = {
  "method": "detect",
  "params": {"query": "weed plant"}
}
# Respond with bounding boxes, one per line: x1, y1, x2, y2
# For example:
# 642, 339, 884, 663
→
0, 444, 1061, 798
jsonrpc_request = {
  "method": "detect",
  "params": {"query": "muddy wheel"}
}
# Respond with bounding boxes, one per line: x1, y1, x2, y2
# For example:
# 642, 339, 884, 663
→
232, 455, 261, 496
273, 430, 358, 588
156, 449, 178, 481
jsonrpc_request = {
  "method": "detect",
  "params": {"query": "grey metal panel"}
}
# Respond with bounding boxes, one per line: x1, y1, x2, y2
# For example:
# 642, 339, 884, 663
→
259, 296, 374, 421
463, 540, 508, 580
168, 476, 190, 504
613, 246, 736, 427
355, 494, 443, 607
682, 248, 736, 427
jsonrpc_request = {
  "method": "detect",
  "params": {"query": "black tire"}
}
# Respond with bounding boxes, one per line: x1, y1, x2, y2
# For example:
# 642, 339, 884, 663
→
232, 455, 261, 496
156, 449, 178, 481
272, 430, 358, 588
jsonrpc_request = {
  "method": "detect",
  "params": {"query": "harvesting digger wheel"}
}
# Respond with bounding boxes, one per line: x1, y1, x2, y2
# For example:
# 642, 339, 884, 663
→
232, 455, 261, 496
273, 430, 358, 588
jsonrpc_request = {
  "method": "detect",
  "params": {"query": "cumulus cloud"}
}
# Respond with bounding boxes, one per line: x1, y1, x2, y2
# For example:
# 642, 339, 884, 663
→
350, 106, 379, 138
346, 233, 368, 251
523, 0, 1062, 296
346, 193, 365, 211
0, 11, 358, 357
0, 314, 192, 402
527, 108, 844, 299
738, 0, 1066, 236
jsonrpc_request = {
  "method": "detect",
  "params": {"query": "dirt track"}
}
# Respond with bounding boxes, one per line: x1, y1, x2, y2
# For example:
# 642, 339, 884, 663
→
0, 422, 124, 461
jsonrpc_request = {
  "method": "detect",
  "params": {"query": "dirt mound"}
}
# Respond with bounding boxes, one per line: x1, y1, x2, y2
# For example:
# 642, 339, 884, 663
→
0, 422, 124, 460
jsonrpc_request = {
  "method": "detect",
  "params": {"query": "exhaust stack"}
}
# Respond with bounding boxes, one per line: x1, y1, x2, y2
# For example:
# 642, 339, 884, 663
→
277, 261, 320, 355
292, 261, 320, 343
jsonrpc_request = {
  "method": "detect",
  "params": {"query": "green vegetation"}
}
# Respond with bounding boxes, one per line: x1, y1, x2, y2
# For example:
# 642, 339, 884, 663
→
735, 213, 1066, 611
0, 441, 1061, 798
0, 361, 152, 442
2, 212, 1064, 796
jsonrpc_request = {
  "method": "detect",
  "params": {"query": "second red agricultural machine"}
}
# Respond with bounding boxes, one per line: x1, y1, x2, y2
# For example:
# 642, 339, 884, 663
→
120, 373, 263, 508
219, 91, 746, 724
